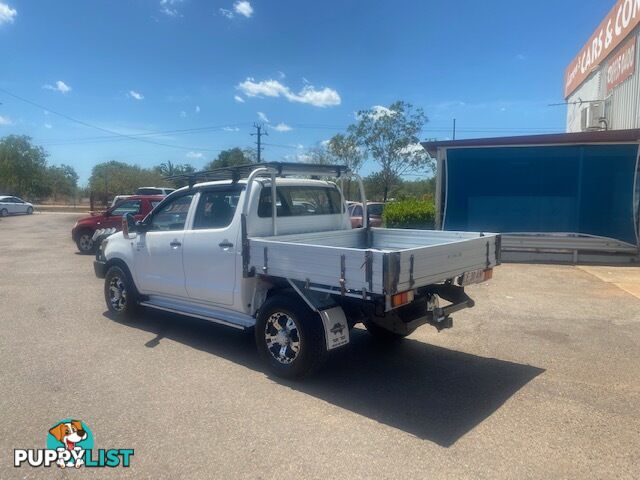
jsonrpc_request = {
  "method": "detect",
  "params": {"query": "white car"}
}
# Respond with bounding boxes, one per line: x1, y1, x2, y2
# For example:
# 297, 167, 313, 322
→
0, 196, 34, 216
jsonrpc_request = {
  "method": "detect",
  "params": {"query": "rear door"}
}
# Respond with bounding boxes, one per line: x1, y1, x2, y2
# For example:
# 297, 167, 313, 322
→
182, 186, 242, 306
12, 198, 29, 214
134, 193, 195, 298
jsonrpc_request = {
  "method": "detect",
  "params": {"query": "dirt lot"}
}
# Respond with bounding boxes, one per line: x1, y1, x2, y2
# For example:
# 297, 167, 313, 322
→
1, 213, 639, 479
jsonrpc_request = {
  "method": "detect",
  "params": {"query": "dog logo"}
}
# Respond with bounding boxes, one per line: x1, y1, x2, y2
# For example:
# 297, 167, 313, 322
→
14, 418, 133, 469
330, 322, 345, 335
47, 419, 92, 468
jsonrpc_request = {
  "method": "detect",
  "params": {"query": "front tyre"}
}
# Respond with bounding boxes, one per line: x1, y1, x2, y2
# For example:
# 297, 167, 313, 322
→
255, 295, 326, 379
104, 265, 139, 318
26, 207, 33, 215
76, 230, 95, 254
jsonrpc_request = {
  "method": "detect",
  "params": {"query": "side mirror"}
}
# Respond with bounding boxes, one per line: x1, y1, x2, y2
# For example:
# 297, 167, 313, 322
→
122, 213, 137, 239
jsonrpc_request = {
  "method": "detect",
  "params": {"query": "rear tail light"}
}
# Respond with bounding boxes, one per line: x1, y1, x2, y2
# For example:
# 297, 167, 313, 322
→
391, 290, 415, 308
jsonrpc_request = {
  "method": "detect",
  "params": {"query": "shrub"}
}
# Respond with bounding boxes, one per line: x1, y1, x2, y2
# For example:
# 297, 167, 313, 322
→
383, 199, 435, 229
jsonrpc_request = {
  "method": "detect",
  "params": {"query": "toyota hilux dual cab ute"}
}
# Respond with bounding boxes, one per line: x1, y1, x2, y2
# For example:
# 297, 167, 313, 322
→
94, 163, 500, 378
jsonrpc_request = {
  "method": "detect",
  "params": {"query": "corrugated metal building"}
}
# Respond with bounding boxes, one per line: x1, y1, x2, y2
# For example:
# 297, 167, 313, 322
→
566, 0, 640, 132
423, 130, 640, 264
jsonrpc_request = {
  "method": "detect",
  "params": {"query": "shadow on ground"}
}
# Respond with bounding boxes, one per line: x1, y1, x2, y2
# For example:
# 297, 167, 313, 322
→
105, 308, 544, 447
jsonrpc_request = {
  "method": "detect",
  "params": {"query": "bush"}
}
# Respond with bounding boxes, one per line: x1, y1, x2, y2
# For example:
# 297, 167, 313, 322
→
383, 199, 435, 229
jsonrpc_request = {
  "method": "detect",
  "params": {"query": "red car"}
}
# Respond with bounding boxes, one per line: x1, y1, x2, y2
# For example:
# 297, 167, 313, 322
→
71, 195, 164, 253
348, 202, 385, 228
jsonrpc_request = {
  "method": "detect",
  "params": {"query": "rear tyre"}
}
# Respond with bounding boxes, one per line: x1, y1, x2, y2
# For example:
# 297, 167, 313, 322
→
0, 208, 8, 217
255, 295, 326, 379
26, 207, 33, 215
363, 320, 412, 342
104, 265, 139, 319
76, 230, 96, 254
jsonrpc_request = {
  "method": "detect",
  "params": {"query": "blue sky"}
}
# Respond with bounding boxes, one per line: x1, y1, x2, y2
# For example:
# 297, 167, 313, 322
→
0, 0, 614, 184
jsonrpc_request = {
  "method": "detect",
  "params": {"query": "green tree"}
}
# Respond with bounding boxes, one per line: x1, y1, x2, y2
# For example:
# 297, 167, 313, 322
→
47, 164, 79, 202
154, 161, 196, 187
204, 148, 255, 170
0, 135, 50, 199
327, 133, 364, 173
89, 161, 168, 205
349, 101, 432, 201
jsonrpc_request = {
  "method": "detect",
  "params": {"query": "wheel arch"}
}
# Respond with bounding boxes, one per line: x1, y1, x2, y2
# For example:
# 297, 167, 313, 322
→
104, 257, 141, 297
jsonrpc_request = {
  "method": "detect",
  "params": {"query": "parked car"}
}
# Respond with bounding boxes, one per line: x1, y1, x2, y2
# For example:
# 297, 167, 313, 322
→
349, 201, 385, 228
0, 196, 34, 216
136, 187, 175, 195
94, 163, 500, 379
72, 195, 164, 253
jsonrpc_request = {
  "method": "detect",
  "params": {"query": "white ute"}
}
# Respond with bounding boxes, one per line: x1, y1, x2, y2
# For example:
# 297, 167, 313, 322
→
94, 163, 501, 378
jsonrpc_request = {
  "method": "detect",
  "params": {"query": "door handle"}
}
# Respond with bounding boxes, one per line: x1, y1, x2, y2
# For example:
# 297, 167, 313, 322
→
219, 241, 233, 248
170, 240, 182, 248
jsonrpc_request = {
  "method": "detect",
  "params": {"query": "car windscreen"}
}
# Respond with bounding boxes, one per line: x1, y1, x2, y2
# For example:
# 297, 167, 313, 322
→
368, 204, 384, 216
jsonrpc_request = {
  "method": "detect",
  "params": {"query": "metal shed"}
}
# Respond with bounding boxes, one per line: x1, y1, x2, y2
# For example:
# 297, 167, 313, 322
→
423, 129, 640, 264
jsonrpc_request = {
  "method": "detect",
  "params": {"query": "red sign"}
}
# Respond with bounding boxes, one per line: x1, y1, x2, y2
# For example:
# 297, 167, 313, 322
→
607, 36, 637, 91
564, 0, 640, 98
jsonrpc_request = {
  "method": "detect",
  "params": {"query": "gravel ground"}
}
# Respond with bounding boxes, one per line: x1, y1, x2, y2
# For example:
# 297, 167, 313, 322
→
1, 213, 639, 479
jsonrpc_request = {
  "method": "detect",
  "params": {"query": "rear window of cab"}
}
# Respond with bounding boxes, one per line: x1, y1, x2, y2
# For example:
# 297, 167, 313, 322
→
258, 186, 343, 217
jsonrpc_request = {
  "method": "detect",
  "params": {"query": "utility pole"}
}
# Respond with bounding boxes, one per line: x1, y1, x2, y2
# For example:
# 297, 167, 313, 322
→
251, 123, 268, 162
452, 118, 456, 140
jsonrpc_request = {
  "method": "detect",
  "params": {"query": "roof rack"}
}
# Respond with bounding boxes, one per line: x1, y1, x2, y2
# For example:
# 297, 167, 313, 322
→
165, 162, 351, 189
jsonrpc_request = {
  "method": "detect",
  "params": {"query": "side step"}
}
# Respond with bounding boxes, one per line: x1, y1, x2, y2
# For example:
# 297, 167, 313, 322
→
139, 296, 255, 330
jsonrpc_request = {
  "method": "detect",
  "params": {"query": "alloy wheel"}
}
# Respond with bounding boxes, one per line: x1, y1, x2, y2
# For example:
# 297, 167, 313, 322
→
264, 312, 301, 364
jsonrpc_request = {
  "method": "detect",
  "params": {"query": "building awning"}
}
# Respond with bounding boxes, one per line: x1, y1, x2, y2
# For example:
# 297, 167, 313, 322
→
422, 128, 640, 157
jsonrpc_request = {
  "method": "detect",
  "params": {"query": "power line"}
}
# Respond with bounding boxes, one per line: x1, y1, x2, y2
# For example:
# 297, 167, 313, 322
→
0, 87, 228, 153
39, 124, 248, 145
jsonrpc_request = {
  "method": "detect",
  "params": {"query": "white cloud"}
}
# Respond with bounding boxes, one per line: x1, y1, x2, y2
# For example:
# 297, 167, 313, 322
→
234, 95, 245, 103
234, 1, 253, 18
223, 126, 240, 132
515, 53, 526, 61
43, 80, 72, 94
370, 105, 395, 119
0, 115, 12, 125
277, 71, 286, 79
195, 105, 200, 113
44, 123, 52, 129
219, 8, 234, 18
272, 122, 292, 132
179, 110, 187, 118
186, 151, 203, 159
160, 0, 183, 16
399, 143, 425, 155
257, 111, 269, 123
0, 2, 17, 25
237, 77, 341, 108
129, 90, 144, 100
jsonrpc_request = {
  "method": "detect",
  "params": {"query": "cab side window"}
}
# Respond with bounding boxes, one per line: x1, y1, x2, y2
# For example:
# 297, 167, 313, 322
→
149, 195, 194, 231
193, 189, 241, 229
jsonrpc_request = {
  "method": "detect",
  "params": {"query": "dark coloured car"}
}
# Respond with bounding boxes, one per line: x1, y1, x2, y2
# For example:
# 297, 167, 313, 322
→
71, 195, 164, 253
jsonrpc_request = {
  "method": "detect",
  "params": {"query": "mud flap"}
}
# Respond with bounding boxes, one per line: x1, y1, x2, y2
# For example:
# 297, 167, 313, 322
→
320, 306, 349, 351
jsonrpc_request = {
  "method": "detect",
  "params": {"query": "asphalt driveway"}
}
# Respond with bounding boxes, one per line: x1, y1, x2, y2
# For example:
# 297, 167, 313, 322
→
1, 213, 639, 478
